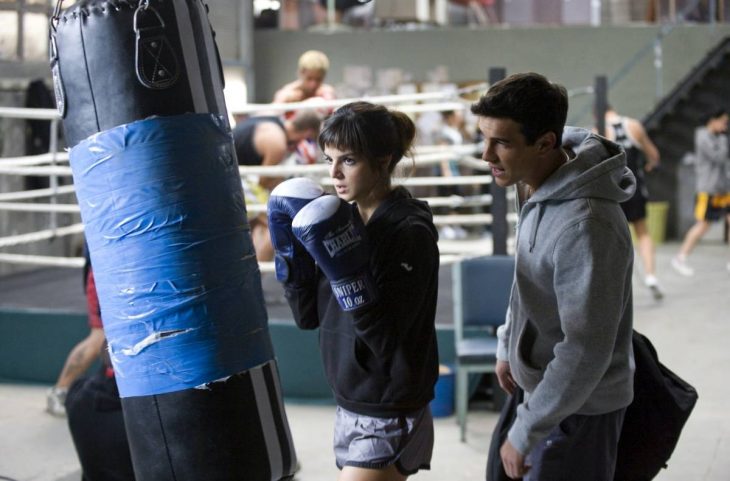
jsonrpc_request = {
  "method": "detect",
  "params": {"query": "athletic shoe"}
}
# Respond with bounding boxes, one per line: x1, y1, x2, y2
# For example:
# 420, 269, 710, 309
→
46, 387, 67, 417
670, 256, 694, 277
644, 275, 664, 300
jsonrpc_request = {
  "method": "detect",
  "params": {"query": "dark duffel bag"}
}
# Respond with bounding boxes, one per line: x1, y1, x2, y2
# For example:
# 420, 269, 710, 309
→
49, 0, 228, 147
614, 331, 698, 481
485, 387, 523, 481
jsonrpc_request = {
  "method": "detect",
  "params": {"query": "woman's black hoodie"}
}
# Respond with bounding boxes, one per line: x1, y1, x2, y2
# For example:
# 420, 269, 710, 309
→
285, 186, 440, 417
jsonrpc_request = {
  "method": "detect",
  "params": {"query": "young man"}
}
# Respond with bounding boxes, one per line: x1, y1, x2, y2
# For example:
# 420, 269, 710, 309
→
232, 109, 321, 261
604, 107, 663, 299
671, 109, 729, 276
272, 50, 336, 165
273, 50, 336, 105
233, 110, 322, 190
472, 73, 636, 480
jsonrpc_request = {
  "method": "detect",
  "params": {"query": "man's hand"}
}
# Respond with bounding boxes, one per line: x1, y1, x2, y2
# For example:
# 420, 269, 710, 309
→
500, 439, 529, 479
273, 81, 306, 104
496, 359, 517, 395
644, 157, 660, 172
282, 86, 305, 103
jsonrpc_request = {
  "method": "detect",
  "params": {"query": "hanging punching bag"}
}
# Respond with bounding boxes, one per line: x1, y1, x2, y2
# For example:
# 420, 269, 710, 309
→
50, 1, 297, 480
50, 0, 228, 147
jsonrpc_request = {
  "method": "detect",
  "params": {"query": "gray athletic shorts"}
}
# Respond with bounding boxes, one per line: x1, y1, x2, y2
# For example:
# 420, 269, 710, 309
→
333, 405, 434, 475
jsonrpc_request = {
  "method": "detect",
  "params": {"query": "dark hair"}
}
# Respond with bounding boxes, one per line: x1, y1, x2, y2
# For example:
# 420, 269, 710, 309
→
704, 108, 728, 124
318, 101, 415, 174
291, 109, 322, 133
470, 72, 568, 148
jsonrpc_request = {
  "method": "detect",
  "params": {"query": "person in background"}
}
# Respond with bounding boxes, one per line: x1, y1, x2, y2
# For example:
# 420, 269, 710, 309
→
435, 109, 471, 240
46, 248, 104, 417
448, 0, 500, 25
671, 108, 730, 276
232, 110, 322, 261
604, 106, 664, 300
273, 50, 336, 166
273, 50, 336, 106
64, 250, 136, 480
473, 73, 635, 480
269, 101, 440, 480
313, 0, 374, 26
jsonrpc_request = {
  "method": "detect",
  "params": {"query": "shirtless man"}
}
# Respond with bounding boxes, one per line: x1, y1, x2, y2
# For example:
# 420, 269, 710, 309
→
273, 50, 336, 105
274, 50, 335, 165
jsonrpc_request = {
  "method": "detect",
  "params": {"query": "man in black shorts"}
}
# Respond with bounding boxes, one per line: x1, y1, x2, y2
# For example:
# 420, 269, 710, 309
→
605, 107, 663, 299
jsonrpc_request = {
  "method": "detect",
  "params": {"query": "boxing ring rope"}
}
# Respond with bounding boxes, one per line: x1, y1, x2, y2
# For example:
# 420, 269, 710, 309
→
0, 86, 516, 271
0, 252, 85, 268
0, 184, 76, 202
230, 82, 489, 115
0, 165, 512, 225
0, 223, 85, 249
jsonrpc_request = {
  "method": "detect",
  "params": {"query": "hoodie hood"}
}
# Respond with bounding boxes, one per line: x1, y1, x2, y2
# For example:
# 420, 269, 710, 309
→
521, 127, 636, 253
528, 127, 636, 205
367, 186, 438, 240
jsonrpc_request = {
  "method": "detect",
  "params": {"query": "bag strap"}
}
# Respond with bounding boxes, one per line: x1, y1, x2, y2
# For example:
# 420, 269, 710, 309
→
49, 0, 177, 91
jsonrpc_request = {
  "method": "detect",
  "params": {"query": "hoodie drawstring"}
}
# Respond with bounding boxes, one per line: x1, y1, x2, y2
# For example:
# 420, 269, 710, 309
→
528, 203, 544, 253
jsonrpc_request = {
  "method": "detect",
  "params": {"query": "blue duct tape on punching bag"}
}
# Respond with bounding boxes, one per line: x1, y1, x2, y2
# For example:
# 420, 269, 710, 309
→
70, 114, 274, 397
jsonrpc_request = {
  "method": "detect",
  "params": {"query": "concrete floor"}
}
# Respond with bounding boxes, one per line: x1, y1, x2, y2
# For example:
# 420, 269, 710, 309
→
1, 231, 728, 481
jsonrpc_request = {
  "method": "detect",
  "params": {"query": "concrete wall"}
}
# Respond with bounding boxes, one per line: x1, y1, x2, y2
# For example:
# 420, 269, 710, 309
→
3, 8, 728, 127
3, 16, 727, 137
252, 24, 730, 127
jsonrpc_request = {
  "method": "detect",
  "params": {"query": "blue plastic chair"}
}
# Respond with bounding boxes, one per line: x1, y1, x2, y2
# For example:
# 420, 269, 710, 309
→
452, 254, 515, 442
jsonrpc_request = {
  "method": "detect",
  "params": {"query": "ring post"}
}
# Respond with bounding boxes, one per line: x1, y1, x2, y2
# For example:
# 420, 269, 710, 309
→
488, 67, 507, 256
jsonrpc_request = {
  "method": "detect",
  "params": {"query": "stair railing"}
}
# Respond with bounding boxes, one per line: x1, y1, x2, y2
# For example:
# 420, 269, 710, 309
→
569, 0, 719, 125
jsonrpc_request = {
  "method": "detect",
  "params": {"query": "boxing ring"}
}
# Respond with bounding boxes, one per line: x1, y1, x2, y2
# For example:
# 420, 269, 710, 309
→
0, 85, 520, 273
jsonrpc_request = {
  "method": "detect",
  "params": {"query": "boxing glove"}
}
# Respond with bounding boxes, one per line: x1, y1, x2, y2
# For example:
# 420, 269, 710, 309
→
292, 195, 375, 312
267, 178, 324, 286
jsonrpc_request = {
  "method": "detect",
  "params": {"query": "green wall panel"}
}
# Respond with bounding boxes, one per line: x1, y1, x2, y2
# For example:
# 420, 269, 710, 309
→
0, 310, 456, 401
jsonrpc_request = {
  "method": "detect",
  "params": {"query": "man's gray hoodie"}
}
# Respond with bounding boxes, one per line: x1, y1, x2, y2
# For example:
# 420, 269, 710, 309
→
498, 127, 636, 455
694, 126, 729, 194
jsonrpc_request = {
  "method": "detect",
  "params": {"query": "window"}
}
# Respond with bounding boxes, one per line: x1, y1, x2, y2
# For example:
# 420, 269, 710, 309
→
0, 0, 52, 61
0, 11, 19, 60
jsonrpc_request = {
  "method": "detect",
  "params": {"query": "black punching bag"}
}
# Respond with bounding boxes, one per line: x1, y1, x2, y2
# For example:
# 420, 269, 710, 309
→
51, 1, 297, 480
51, 0, 227, 148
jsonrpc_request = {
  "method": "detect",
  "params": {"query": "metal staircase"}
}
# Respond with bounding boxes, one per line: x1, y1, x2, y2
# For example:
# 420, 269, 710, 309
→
642, 35, 730, 239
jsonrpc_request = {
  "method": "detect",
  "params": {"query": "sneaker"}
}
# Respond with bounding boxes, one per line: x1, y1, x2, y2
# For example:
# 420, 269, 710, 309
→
46, 387, 67, 417
670, 256, 694, 277
644, 275, 664, 300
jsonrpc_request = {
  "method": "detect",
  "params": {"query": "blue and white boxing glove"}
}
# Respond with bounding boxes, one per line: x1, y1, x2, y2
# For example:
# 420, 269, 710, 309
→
267, 178, 324, 286
292, 195, 375, 312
